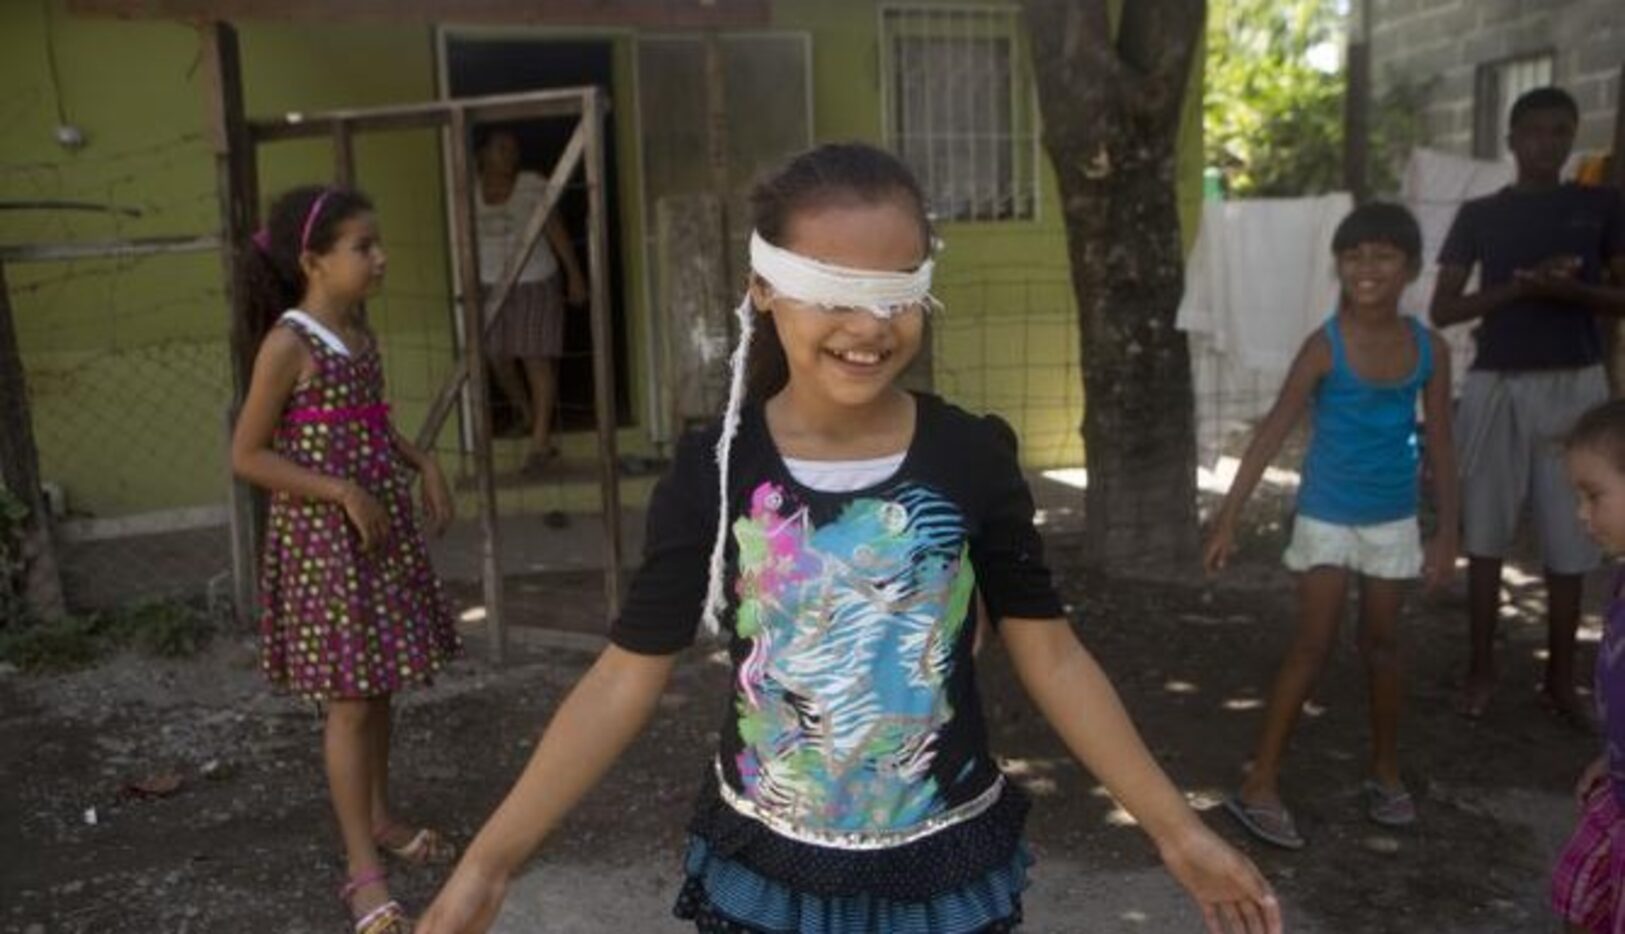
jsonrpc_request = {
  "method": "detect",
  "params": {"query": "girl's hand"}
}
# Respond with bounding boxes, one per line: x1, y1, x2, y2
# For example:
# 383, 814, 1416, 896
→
339, 482, 390, 551
1422, 532, 1457, 593
414, 859, 508, 934
421, 461, 456, 537
1159, 823, 1282, 934
1577, 755, 1609, 809
1202, 522, 1236, 576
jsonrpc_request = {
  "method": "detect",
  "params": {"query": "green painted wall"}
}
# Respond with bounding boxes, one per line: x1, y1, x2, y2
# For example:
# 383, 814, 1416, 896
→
2, 0, 1201, 521
0, 7, 656, 519
3, 4, 229, 518
772, 0, 1204, 468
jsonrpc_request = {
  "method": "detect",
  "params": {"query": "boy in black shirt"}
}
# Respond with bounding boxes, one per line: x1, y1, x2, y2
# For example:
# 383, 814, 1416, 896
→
1432, 86, 1625, 723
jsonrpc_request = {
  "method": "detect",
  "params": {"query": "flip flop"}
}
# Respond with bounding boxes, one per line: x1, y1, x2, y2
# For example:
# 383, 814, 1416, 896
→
1363, 779, 1417, 827
1223, 794, 1306, 850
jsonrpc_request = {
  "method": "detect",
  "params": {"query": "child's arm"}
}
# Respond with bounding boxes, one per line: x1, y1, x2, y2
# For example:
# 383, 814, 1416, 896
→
416, 645, 679, 934
1001, 618, 1281, 934
390, 427, 454, 536
1515, 252, 1625, 316
1203, 333, 1331, 574
230, 329, 389, 549
1420, 333, 1459, 592
1428, 263, 1528, 327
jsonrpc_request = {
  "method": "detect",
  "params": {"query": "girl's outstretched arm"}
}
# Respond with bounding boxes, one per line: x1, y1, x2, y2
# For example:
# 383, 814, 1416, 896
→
415, 645, 678, 934
1420, 333, 1458, 592
1001, 617, 1283, 934
1203, 333, 1331, 575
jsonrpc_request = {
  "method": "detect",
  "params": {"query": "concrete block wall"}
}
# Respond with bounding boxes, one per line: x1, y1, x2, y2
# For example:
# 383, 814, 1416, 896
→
1369, 0, 1622, 157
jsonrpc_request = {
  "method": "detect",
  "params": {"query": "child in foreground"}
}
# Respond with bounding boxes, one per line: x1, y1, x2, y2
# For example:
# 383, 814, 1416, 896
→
418, 143, 1280, 934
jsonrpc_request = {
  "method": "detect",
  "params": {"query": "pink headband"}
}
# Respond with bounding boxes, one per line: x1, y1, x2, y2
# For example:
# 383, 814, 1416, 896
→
299, 189, 334, 253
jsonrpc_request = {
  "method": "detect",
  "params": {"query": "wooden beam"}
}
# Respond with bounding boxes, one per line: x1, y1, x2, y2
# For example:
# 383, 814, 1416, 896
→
0, 234, 218, 263
249, 88, 591, 143
1613, 63, 1625, 192
584, 89, 624, 619
332, 119, 356, 187
415, 118, 589, 448
446, 107, 507, 664
1343, 0, 1371, 202
69, 0, 771, 28
1606, 63, 1625, 396
201, 20, 262, 627
0, 261, 68, 619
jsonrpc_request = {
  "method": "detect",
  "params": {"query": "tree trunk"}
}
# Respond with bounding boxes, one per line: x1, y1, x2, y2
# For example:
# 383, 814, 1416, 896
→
0, 261, 67, 620
1024, 0, 1204, 573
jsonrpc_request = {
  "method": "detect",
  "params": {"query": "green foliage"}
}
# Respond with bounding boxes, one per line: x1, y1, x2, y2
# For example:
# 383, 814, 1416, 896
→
0, 598, 216, 673
1205, 0, 1347, 197
1205, 0, 1430, 198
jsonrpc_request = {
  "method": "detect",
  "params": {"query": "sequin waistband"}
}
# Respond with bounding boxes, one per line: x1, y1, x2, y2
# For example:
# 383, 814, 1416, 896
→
283, 402, 392, 426
712, 758, 1005, 851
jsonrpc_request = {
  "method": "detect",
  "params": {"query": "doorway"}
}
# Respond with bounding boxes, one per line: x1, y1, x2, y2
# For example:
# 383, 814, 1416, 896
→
444, 36, 633, 433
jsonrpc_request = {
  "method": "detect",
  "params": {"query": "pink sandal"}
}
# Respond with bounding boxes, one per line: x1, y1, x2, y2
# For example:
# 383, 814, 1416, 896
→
340, 868, 410, 934
373, 822, 457, 866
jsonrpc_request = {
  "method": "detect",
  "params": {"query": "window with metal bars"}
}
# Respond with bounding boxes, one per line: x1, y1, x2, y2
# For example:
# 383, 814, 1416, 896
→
881, 5, 1038, 222
1473, 51, 1555, 160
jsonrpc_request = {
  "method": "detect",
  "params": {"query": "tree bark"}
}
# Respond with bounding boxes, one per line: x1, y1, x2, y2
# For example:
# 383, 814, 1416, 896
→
0, 261, 67, 620
1024, 0, 1204, 572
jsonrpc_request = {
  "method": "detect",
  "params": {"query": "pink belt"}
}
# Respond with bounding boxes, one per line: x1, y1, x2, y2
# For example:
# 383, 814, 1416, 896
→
283, 402, 392, 426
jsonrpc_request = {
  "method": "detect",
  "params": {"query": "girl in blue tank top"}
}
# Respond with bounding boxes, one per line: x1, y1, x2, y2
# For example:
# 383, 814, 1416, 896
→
1203, 203, 1460, 850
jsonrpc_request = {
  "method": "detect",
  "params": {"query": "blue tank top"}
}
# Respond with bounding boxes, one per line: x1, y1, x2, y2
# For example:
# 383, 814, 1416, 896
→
1296, 315, 1433, 526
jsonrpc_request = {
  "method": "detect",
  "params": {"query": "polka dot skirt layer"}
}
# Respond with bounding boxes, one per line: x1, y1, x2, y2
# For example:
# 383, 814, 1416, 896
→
258, 319, 461, 700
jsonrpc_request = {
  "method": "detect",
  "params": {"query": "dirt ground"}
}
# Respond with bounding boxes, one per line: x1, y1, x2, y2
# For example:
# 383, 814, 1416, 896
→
0, 522, 1606, 933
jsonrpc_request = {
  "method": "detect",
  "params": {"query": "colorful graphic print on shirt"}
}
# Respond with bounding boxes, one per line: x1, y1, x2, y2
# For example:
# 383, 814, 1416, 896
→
730, 480, 977, 833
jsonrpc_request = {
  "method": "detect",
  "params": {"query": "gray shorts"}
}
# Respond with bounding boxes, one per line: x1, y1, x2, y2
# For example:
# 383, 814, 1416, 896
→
1455, 365, 1607, 574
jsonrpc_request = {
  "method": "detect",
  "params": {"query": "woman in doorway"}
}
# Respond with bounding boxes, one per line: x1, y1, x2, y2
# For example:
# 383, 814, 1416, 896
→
475, 126, 589, 474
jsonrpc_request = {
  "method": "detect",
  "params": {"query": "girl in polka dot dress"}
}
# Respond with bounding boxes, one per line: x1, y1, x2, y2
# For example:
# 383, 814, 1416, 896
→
231, 186, 461, 934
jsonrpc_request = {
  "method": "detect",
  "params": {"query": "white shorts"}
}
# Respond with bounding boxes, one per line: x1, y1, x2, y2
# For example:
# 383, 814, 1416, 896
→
1282, 515, 1423, 580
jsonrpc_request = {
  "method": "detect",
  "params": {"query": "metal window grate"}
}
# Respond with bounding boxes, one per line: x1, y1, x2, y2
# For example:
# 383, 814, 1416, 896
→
1473, 51, 1555, 160
882, 5, 1037, 222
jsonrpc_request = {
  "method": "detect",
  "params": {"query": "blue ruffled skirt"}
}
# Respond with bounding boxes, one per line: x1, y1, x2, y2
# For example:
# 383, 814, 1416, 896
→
673, 835, 1032, 933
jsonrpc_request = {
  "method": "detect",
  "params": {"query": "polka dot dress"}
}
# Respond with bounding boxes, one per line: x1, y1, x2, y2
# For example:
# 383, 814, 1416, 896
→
259, 317, 460, 700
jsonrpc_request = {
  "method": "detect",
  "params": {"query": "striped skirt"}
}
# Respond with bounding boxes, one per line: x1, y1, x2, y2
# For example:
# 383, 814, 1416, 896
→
484, 276, 565, 360
1553, 778, 1625, 933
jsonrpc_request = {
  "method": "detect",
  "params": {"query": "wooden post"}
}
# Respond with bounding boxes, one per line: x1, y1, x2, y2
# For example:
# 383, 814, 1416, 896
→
1607, 64, 1625, 395
447, 107, 507, 663
202, 20, 262, 626
1343, 0, 1371, 203
0, 261, 68, 619
333, 119, 356, 187
1612, 63, 1624, 191
703, 33, 734, 287
584, 89, 624, 617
